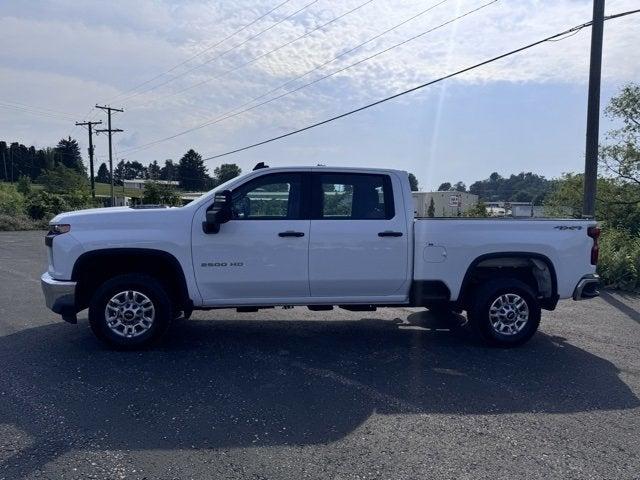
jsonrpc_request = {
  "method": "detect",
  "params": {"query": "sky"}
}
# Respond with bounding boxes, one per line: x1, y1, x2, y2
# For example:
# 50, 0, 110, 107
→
1, 0, 639, 190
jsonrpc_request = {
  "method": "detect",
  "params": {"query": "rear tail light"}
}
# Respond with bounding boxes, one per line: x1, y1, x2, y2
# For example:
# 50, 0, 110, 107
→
587, 226, 600, 266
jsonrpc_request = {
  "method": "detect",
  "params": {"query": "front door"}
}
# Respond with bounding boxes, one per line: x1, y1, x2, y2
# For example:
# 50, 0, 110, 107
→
192, 172, 310, 304
308, 172, 409, 299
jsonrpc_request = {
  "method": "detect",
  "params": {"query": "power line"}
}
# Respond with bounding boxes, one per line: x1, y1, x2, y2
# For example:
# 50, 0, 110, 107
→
0, 102, 77, 122
126, 0, 450, 118
0, 100, 77, 118
119, 0, 461, 154
117, 0, 319, 104
105, 0, 294, 104
200, 8, 640, 162
132, 0, 377, 109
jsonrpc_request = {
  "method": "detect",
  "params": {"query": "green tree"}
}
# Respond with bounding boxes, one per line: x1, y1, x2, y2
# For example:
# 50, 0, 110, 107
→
113, 160, 126, 186
512, 190, 532, 202
113, 160, 147, 184
179, 149, 208, 191
25, 191, 70, 220
600, 84, 640, 185
0, 183, 25, 216
408, 173, 419, 191
545, 172, 640, 233
214, 163, 241, 185
464, 200, 489, 217
54, 137, 85, 173
147, 160, 161, 179
468, 171, 551, 203
546, 84, 640, 233
142, 181, 181, 206
0, 141, 6, 182
39, 148, 56, 172
16, 175, 31, 195
160, 159, 178, 181
437, 182, 451, 191
453, 181, 466, 192
125, 160, 147, 179
96, 163, 110, 183
37, 164, 88, 194
426, 197, 435, 217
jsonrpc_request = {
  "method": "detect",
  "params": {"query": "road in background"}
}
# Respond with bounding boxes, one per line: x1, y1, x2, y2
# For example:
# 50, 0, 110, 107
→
1, 231, 639, 479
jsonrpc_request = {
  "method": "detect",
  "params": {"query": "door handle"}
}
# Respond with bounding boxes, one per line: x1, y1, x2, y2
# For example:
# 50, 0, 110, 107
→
378, 231, 403, 237
278, 231, 305, 237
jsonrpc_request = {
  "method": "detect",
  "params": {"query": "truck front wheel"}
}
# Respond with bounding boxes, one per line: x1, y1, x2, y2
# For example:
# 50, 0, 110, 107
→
467, 278, 541, 347
88, 274, 172, 349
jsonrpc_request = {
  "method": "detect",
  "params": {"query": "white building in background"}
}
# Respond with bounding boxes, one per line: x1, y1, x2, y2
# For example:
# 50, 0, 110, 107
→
412, 191, 479, 217
123, 179, 180, 190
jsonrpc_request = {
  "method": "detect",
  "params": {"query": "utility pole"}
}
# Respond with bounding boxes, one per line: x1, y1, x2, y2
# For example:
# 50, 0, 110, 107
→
75, 120, 102, 198
583, 0, 605, 218
95, 105, 123, 206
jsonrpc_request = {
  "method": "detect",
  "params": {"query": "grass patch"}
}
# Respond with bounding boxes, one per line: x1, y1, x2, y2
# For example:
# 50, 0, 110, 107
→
94, 182, 144, 198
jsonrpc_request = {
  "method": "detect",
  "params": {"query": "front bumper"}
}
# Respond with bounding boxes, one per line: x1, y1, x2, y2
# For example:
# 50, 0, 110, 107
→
573, 274, 600, 301
41, 272, 77, 323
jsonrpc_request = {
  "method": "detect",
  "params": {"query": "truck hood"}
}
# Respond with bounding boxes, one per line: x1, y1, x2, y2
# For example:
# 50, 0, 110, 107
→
50, 206, 186, 227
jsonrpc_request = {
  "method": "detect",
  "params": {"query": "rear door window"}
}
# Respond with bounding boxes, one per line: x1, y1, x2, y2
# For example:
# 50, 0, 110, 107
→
312, 173, 394, 220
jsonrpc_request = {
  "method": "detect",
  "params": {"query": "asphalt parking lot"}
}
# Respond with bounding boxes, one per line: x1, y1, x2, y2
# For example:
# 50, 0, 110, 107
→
0, 230, 639, 480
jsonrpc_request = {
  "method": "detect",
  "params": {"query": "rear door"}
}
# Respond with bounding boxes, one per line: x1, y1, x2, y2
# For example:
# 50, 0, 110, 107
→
308, 172, 409, 298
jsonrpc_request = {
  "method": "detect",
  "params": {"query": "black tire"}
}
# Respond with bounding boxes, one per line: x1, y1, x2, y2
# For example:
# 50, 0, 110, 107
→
467, 277, 541, 347
89, 273, 172, 349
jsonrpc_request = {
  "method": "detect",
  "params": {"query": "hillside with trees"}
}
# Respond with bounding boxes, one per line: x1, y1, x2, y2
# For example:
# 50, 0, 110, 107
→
437, 172, 553, 204
0, 137, 244, 230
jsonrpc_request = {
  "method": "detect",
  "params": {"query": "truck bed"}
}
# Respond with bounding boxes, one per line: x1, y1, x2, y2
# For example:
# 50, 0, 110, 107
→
412, 217, 597, 301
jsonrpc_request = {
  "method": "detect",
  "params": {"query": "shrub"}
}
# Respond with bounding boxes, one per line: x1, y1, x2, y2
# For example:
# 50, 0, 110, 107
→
25, 191, 70, 220
142, 181, 182, 206
37, 165, 87, 194
463, 200, 489, 217
64, 189, 93, 210
0, 183, 25, 216
0, 213, 43, 231
597, 228, 640, 291
16, 175, 32, 195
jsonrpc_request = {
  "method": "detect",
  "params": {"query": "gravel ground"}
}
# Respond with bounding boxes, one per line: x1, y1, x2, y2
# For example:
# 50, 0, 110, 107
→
0, 230, 639, 480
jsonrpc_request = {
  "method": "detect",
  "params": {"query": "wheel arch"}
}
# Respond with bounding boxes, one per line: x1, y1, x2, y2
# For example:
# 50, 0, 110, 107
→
458, 252, 558, 310
72, 248, 191, 312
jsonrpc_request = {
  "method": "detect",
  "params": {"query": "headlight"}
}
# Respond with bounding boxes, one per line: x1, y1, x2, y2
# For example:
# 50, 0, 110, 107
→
49, 224, 71, 235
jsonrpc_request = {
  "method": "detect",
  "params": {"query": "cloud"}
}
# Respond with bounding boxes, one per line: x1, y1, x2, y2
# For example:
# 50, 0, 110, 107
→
1, 0, 639, 171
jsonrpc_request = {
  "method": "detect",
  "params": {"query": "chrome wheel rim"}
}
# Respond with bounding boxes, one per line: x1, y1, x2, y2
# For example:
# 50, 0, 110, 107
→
489, 293, 529, 336
105, 290, 155, 338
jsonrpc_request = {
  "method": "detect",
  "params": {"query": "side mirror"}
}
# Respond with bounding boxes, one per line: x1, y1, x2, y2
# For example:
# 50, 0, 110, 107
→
203, 190, 232, 234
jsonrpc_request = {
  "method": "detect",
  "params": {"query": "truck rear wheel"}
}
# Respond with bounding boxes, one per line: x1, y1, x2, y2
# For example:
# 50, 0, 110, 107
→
88, 274, 172, 349
467, 278, 540, 347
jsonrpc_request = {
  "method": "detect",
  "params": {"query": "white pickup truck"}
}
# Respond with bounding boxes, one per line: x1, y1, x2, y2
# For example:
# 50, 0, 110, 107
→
41, 165, 600, 348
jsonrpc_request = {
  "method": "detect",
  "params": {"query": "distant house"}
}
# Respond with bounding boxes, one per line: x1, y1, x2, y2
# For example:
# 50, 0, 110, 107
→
95, 194, 132, 207
123, 179, 179, 190
412, 191, 478, 217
